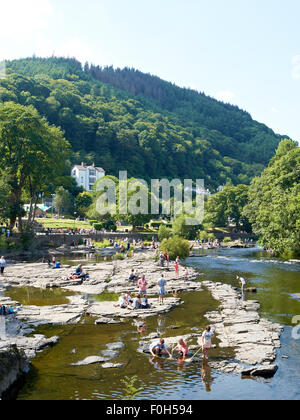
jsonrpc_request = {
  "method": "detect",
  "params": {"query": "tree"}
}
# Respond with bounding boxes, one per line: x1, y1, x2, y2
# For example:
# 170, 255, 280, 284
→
53, 187, 73, 216
172, 215, 201, 240
158, 224, 172, 241
75, 192, 93, 217
204, 185, 251, 231
244, 139, 300, 257
159, 236, 190, 260
0, 102, 70, 231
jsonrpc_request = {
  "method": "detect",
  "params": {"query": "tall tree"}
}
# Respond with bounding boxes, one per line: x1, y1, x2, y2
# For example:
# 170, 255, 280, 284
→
0, 102, 70, 231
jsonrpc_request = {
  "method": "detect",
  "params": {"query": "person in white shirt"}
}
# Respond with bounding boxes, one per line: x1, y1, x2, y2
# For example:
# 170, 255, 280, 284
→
201, 326, 214, 361
237, 276, 246, 293
0, 256, 6, 276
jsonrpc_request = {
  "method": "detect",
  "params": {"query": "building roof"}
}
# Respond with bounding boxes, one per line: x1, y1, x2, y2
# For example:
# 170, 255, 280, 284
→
73, 165, 105, 173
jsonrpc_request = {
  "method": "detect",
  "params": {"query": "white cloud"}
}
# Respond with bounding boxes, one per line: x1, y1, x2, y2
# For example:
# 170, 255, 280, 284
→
292, 55, 300, 79
214, 90, 236, 104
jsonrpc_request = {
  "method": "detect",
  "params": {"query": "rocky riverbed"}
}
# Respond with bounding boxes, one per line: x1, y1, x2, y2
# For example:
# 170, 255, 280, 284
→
0, 247, 284, 395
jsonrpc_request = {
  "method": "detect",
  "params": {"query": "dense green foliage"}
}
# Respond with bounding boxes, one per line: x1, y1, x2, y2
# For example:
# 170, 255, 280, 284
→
159, 236, 190, 260
244, 139, 300, 257
0, 101, 70, 230
1, 57, 286, 190
204, 185, 252, 231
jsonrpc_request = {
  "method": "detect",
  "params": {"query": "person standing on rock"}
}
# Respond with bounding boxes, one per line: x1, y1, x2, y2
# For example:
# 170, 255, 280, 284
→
158, 274, 167, 305
174, 261, 179, 278
201, 326, 214, 361
138, 275, 148, 295
237, 276, 246, 294
0, 256, 6, 276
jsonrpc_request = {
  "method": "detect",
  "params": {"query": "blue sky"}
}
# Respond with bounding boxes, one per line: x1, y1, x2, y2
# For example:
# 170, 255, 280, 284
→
1, 0, 300, 143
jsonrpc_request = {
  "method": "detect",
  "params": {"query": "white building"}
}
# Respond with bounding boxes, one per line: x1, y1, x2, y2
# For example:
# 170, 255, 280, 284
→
71, 163, 105, 191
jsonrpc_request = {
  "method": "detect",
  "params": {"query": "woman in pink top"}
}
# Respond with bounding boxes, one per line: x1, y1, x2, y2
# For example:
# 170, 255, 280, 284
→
172, 338, 189, 360
138, 275, 148, 294
174, 262, 179, 277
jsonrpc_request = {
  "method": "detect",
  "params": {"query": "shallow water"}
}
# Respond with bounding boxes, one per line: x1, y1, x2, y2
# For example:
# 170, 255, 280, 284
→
5, 287, 75, 306
10, 247, 300, 400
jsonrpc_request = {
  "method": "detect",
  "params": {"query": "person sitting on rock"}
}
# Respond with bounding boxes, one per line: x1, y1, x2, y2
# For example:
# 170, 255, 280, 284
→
141, 294, 151, 309
129, 294, 142, 310
114, 293, 127, 309
129, 269, 138, 282
125, 292, 134, 306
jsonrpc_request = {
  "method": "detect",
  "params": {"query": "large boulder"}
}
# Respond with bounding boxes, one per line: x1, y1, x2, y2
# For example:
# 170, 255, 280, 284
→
0, 345, 30, 398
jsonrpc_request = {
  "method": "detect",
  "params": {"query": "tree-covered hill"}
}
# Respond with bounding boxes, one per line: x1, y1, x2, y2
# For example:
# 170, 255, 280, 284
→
1, 57, 287, 189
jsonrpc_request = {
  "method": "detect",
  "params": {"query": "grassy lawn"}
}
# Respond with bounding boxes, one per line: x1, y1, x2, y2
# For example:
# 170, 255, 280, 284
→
36, 218, 92, 230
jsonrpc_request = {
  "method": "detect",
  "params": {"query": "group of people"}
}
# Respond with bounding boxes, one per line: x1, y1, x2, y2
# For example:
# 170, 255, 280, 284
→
149, 326, 215, 362
114, 292, 150, 310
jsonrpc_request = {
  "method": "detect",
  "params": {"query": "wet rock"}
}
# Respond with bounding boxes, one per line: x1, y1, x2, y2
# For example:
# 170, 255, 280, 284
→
241, 365, 278, 378
0, 345, 30, 398
100, 350, 120, 359
102, 363, 124, 369
95, 317, 124, 325
71, 356, 109, 366
106, 342, 125, 350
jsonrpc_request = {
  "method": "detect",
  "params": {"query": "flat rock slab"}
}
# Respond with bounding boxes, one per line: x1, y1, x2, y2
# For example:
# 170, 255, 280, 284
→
106, 342, 125, 350
202, 280, 283, 369
241, 365, 278, 378
95, 317, 124, 325
15, 304, 85, 326
87, 298, 182, 319
100, 350, 120, 359
0, 335, 59, 359
102, 363, 124, 369
71, 356, 109, 366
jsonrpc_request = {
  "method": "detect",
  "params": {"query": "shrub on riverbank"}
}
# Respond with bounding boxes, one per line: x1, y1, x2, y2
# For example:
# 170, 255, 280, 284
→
159, 236, 190, 260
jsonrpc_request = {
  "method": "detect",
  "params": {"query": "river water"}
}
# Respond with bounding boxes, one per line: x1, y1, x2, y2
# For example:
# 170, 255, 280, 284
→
12, 247, 300, 400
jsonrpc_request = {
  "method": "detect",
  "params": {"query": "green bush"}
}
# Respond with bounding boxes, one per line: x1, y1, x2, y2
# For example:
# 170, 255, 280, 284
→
158, 224, 172, 241
198, 231, 209, 241
93, 223, 104, 231
114, 253, 126, 260
223, 237, 232, 243
159, 236, 190, 261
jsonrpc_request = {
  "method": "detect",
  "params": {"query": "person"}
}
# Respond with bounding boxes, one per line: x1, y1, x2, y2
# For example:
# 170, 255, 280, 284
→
172, 338, 189, 360
52, 256, 56, 265
174, 261, 179, 277
158, 274, 167, 305
201, 326, 214, 361
114, 293, 127, 309
184, 267, 189, 280
165, 254, 170, 271
129, 269, 138, 282
138, 275, 148, 295
160, 253, 165, 267
52, 261, 62, 269
131, 294, 142, 310
237, 276, 246, 293
75, 264, 83, 276
141, 294, 151, 309
0, 256, 6, 276
150, 338, 172, 358
125, 292, 134, 306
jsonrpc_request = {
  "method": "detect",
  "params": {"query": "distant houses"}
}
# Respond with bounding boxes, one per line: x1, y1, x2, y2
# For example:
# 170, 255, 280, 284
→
71, 163, 105, 191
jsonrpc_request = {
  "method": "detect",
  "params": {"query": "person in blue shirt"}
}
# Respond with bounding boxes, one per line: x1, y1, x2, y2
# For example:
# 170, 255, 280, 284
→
150, 338, 172, 358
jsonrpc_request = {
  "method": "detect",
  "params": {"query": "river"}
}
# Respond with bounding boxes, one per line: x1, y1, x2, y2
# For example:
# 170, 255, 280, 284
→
13, 247, 300, 400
